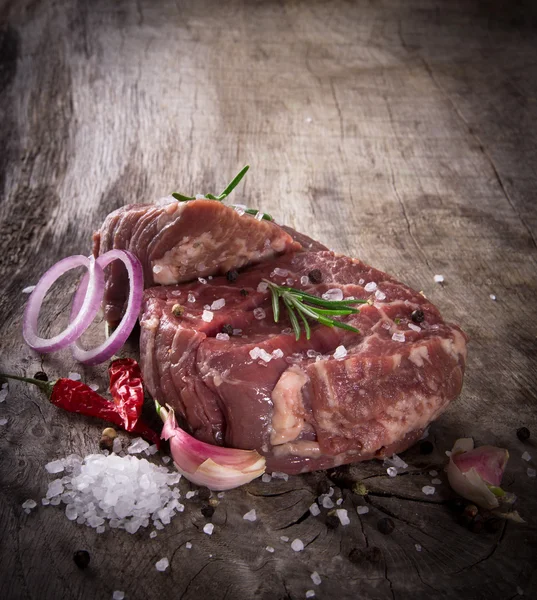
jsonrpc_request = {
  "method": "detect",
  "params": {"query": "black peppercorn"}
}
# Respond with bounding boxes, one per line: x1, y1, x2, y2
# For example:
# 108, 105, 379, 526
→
33, 371, 48, 382
221, 324, 234, 336
377, 518, 395, 535
308, 269, 323, 284
240, 289, 249, 296
201, 505, 215, 519
226, 270, 238, 283
73, 550, 90, 569
420, 441, 434, 455
317, 479, 331, 496
198, 487, 211, 501
411, 309, 425, 323
325, 514, 340, 529
517, 427, 530, 442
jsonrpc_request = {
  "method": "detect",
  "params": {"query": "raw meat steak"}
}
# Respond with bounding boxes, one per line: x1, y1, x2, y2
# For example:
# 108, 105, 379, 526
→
139, 250, 467, 474
92, 199, 306, 324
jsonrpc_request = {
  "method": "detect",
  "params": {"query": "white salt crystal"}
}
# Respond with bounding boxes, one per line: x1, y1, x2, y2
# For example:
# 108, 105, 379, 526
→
336, 509, 350, 525
249, 347, 261, 360
162, 456, 171, 464
112, 438, 122, 454
489, 294, 497, 301
392, 332, 405, 343
321, 496, 334, 509
309, 503, 321, 516
88, 383, 99, 391
233, 328, 242, 336
311, 571, 322, 585
280, 536, 289, 542
96, 525, 105, 534
257, 281, 269, 293
68, 372, 81, 381
155, 557, 169, 572
112, 592, 125, 600
234, 205, 245, 216
333, 345, 347, 360
301, 276, 309, 286
271, 471, 289, 481
415, 544, 422, 552
445, 450, 452, 457
358, 278, 365, 286
357, 506, 369, 515
375, 289, 386, 301
211, 298, 226, 310
22, 285, 36, 294
195, 194, 205, 200
408, 323, 421, 332
262, 473, 272, 483
527, 468, 536, 478
258, 349, 273, 363
384, 454, 408, 470
322, 288, 343, 301
198, 277, 207, 285
522, 451, 531, 462
127, 438, 150, 454
255, 211, 264, 221
429, 470, 438, 477
0, 417, 8, 425
185, 491, 197, 499
386, 467, 397, 477
188, 293, 196, 303
431, 478, 442, 485
45, 460, 65, 474
281, 328, 293, 335
336, 498, 343, 505
253, 307, 266, 320
272, 268, 289, 277
307, 349, 320, 358
364, 282, 377, 292
22, 499, 37, 510
422, 486, 435, 495
150, 531, 157, 539
291, 539, 304, 552
202, 310, 214, 323
185, 542, 192, 549
243, 509, 257, 522
306, 591, 315, 599
203, 523, 214, 535
434, 274, 444, 283
154, 520, 164, 530
41, 498, 50, 506
217, 492, 225, 498
328, 487, 334, 497
65, 505, 78, 520
47, 480, 64, 498
216, 333, 230, 341
265, 546, 275, 553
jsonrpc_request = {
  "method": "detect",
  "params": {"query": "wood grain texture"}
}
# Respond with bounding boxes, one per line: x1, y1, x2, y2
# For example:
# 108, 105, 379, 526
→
1, 0, 536, 598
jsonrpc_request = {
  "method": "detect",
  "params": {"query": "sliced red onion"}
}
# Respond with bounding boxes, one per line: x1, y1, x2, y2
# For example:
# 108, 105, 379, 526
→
70, 250, 143, 365
23, 255, 105, 353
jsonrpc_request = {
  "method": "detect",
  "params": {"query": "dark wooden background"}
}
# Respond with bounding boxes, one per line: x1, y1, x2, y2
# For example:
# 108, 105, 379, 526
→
1, 1, 536, 599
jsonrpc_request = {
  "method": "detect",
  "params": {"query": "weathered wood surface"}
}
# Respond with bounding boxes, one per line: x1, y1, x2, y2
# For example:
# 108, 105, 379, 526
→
1, 0, 536, 598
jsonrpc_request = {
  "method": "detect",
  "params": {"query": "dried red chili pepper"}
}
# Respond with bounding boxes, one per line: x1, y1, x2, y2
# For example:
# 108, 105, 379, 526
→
0, 361, 160, 446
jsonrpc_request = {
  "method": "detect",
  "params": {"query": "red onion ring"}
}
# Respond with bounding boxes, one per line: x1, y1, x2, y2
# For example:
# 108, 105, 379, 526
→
23, 255, 105, 353
70, 250, 143, 366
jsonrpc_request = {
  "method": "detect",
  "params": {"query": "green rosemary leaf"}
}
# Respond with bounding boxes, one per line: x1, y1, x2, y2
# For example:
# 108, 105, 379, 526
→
328, 320, 360, 333
313, 308, 357, 316
270, 286, 280, 322
205, 193, 218, 200
298, 310, 311, 340
172, 192, 195, 202
244, 208, 273, 221
284, 297, 301, 340
217, 165, 249, 200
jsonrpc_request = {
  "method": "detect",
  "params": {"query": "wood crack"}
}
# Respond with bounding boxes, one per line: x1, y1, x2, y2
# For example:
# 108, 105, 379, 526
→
330, 79, 344, 140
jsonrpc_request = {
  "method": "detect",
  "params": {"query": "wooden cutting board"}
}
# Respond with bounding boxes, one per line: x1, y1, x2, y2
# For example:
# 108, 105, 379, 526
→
1, 1, 536, 598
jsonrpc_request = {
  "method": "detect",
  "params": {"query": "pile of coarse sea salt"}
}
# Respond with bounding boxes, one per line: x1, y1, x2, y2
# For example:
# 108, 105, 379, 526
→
41, 443, 183, 534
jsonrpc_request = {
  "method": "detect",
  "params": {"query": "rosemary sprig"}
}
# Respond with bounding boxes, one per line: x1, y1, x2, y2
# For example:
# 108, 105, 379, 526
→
264, 280, 367, 340
171, 166, 273, 221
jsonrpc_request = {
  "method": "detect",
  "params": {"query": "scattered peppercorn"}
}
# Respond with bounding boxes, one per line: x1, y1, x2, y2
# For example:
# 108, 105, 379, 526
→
33, 371, 48, 381
99, 427, 117, 451
484, 517, 503, 533
171, 304, 184, 317
517, 427, 530, 442
377, 518, 395, 535
221, 324, 234, 336
308, 269, 323, 284
198, 487, 211, 501
317, 479, 331, 496
325, 514, 340, 529
411, 309, 425, 324
240, 289, 249, 296
420, 441, 434, 455
201, 505, 215, 519
226, 270, 239, 283
73, 550, 90, 569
